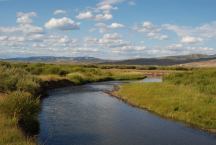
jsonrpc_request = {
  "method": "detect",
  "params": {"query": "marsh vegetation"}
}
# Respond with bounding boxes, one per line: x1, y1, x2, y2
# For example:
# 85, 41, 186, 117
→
0, 61, 146, 145
115, 68, 216, 132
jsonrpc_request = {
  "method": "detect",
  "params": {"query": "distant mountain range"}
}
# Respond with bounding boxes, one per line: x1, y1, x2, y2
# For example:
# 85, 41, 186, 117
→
1, 56, 107, 64
1, 54, 216, 66
108, 54, 216, 66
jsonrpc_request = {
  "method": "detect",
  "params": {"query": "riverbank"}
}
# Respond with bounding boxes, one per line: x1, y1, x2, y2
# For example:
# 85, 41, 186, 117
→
0, 62, 147, 145
38, 79, 216, 145
113, 69, 216, 133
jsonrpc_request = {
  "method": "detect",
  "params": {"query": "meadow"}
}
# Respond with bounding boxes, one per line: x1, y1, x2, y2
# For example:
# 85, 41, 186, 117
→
115, 68, 216, 132
0, 61, 147, 145
1, 61, 209, 144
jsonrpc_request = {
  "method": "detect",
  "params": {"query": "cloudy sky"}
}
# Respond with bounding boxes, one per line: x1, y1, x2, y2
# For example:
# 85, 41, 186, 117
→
0, 0, 216, 59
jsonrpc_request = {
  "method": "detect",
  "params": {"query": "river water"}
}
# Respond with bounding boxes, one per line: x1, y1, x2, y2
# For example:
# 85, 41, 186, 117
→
38, 78, 216, 145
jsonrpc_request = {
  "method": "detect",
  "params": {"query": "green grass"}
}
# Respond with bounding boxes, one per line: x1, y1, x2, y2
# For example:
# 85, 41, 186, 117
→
0, 61, 147, 145
0, 91, 40, 135
0, 114, 35, 145
115, 69, 216, 132
164, 68, 216, 96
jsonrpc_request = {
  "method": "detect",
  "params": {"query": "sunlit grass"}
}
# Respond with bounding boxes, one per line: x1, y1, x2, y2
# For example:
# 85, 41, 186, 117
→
0, 61, 147, 144
115, 69, 216, 132
0, 94, 36, 145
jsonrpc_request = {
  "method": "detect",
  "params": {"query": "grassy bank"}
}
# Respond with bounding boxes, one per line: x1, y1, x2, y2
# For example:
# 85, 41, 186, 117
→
114, 69, 216, 133
0, 61, 146, 145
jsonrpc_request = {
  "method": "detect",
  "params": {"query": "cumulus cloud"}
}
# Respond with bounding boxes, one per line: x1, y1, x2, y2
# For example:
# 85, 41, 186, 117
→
0, 11, 45, 51
100, 33, 121, 42
195, 21, 216, 39
163, 22, 216, 40
0, 12, 43, 35
54, 9, 67, 15
84, 33, 148, 55
98, 0, 126, 5
85, 33, 126, 47
95, 13, 113, 21
1, 9, 216, 59
16, 12, 37, 25
109, 22, 124, 28
181, 36, 203, 44
77, 11, 113, 21
163, 24, 184, 36
134, 21, 168, 40
76, 11, 94, 20
44, 17, 80, 30
97, 3, 117, 11
76, 0, 126, 21
0, 25, 43, 35
92, 22, 125, 33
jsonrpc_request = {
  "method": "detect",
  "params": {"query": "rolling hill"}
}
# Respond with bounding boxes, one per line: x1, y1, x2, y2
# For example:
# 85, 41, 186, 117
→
1, 54, 216, 66
1, 56, 107, 64
106, 54, 216, 66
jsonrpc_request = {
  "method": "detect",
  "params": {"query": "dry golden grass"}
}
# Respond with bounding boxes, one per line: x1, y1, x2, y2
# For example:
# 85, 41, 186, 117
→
0, 94, 36, 145
37, 74, 66, 81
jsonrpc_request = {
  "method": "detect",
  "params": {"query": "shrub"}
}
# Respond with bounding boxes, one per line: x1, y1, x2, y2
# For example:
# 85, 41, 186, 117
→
0, 66, 40, 94
147, 66, 157, 70
16, 77, 40, 96
67, 73, 86, 84
0, 91, 40, 135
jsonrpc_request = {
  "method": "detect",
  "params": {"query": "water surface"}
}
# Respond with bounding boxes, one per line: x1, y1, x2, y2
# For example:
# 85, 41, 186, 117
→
38, 78, 216, 145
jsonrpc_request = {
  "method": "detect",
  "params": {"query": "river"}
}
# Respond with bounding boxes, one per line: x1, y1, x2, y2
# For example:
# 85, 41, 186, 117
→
38, 78, 216, 145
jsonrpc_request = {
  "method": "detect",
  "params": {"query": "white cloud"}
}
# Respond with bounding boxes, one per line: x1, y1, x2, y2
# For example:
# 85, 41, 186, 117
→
135, 21, 157, 32
94, 23, 108, 33
95, 13, 113, 21
102, 33, 121, 40
99, 0, 125, 5
45, 17, 80, 30
134, 21, 168, 40
109, 22, 124, 28
163, 24, 191, 37
76, 0, 126, 21
195, 21, 216, 39
0, 11, 44, 50
84, 33, 125, 47
76, 10, 112, 21
181, 36, 203, 44
76, 11, 94, 20
21, 25, 44, 34
16, 12, 37, 25
0, 26, 21, 33
84, 33, 148, 55
0, 25, 43, 35
97, 3, 117, 11
163, 22, 216, 40
93, 22, 125, 33
0, 12, 43, 35
1, 10, 216, 59
167, 43, 183, 50
54, 9, 67, 15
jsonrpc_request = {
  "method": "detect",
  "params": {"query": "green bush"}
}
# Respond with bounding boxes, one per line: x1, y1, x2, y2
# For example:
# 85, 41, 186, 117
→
0, 91, 39, 119
0, 91, 40, 135
0, 66, 40, 95
16, 77, 40, 96
164, 69, 216, 96
67, 73, 86, 84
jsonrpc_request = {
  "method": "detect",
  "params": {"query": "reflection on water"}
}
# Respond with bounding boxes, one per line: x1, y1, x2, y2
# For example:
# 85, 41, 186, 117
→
38, 78, 216, 145
142, 77, 162, 82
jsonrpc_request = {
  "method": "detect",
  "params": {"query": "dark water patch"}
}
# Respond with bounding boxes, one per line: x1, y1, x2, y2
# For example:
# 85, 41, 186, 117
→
38, 79, 216, 145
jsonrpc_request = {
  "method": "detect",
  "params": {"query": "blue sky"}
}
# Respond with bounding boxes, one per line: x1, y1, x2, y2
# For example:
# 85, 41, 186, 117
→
0, 0, 216, 59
